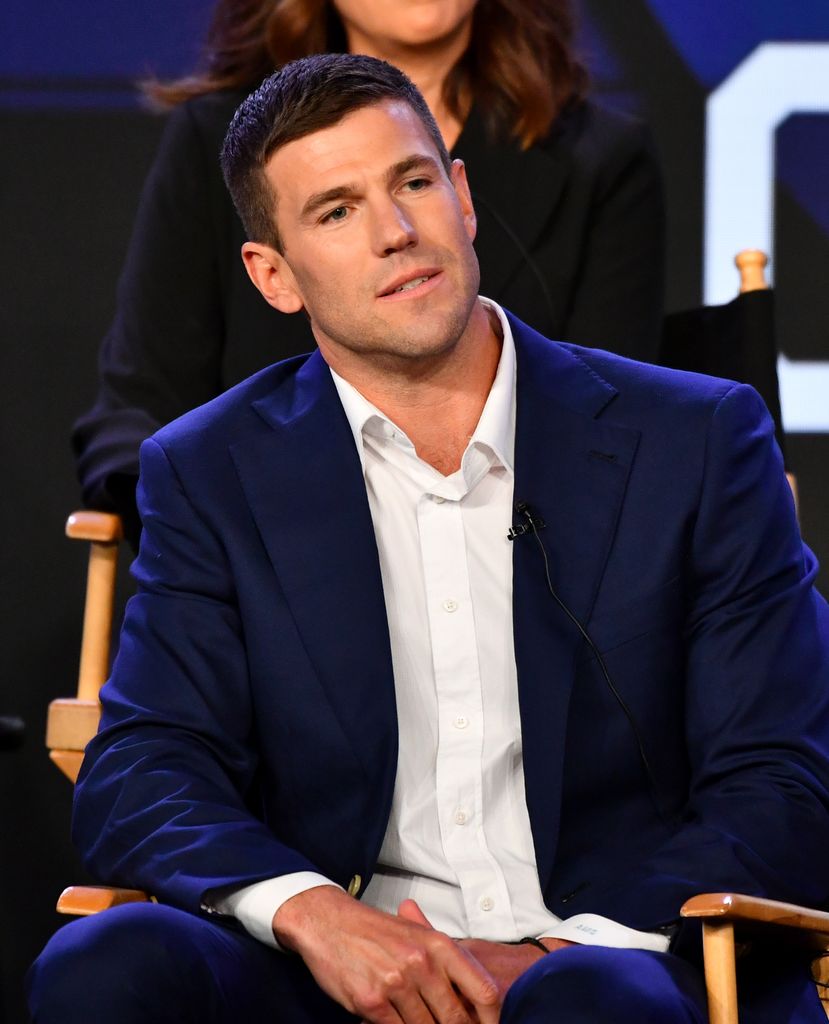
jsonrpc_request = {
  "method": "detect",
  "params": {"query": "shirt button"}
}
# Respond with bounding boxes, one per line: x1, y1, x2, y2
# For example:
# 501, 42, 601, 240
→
479, 896, 494, 912
442, 598, 458, 613
453, 715, 469, 730
454, 809, 468, 825
432, 495, 446, 504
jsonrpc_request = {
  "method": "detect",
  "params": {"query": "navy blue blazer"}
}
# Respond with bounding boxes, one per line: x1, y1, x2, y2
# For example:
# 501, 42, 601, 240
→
74, 313, 829, 946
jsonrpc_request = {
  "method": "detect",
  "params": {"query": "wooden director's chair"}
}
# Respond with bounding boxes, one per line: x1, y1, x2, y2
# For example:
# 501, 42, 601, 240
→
659, 249, 798, 509
46, 254, 824, 1024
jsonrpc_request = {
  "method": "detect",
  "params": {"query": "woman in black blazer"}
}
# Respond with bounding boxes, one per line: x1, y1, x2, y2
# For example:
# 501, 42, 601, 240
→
73, 0, 664, 544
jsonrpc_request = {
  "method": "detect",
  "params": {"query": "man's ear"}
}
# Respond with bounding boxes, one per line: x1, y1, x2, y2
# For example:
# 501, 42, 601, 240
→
241, 241, 304, 314
450, 159, 477, 243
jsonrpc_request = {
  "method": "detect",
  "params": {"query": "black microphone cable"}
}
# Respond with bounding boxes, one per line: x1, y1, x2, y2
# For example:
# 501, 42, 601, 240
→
511, 501, 673, 826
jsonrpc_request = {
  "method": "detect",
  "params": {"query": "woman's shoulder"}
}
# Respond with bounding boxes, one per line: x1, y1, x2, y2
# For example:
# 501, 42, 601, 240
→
537, 98, 654, 164
167, 88, 252, 144
461, 97, 656, 177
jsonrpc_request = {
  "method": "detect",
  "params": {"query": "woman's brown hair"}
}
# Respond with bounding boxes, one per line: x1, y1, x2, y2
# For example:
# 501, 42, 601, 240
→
145, 0, 587, 149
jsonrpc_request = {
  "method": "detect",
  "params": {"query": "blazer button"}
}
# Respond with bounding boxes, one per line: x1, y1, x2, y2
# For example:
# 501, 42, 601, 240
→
347, 874, 362, 898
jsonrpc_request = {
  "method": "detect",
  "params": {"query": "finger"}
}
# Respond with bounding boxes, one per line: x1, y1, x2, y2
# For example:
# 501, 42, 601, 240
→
397, 899, 434, 928
469, 995, 499, 1024
443, 952, 500, 1024
390, 934, 476, 1024
357, 998, 407, 1024
411, 936, 498, 1024
395, 984, 470, 1024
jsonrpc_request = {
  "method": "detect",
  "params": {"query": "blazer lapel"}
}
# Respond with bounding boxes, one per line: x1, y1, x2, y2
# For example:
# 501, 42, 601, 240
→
509, 317, 641, 888
454, 105, 570, 305
229, 353, 398, 793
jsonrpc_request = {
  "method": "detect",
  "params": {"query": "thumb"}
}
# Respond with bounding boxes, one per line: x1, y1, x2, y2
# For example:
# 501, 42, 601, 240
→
397, 898, 433, 928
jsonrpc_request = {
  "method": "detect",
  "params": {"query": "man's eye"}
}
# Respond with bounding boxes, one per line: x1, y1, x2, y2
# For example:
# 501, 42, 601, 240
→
324, 206, 348, 223
404, 178, 429, 192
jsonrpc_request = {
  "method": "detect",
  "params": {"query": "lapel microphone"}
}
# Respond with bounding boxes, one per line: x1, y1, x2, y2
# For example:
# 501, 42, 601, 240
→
507, 501, 546, 541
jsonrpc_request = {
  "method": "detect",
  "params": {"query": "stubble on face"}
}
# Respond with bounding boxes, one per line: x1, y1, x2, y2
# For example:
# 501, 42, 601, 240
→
266, 101, 484, 382
294, 239, 480, 374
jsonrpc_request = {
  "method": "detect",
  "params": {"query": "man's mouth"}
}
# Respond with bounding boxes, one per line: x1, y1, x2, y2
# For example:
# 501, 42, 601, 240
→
394, 275, 430, 293
378, 269, 442, 299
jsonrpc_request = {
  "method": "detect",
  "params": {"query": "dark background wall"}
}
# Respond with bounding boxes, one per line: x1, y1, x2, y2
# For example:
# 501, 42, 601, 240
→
2, 2, 828, 1021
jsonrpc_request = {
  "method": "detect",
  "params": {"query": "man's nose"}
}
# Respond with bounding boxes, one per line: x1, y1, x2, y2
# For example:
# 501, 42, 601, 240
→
371, 199, 418, 256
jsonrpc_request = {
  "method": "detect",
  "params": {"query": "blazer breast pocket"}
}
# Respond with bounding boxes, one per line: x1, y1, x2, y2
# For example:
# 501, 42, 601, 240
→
582, 574, 684, 658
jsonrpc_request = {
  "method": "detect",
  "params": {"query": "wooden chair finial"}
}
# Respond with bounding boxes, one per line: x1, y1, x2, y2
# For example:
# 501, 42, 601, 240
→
735, 250, 769, 293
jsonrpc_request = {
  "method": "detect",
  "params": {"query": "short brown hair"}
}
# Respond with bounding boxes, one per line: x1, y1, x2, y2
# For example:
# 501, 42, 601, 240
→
220, 53, 451, 251
147, 0, 587, 150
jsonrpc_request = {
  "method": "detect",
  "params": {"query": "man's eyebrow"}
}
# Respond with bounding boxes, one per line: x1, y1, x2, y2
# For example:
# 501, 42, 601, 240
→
299, 155, 443, 221
300, 183, 360, 221
384, 154, 442, 183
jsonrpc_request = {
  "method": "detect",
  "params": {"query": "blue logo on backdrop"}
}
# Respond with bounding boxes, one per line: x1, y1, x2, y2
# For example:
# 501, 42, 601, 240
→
643, 0, 829, 89
586, 0, 829, 431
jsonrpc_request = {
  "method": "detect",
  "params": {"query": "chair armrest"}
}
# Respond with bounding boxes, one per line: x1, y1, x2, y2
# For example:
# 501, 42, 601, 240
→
45, 699, 100, 750
45, 698, 102, 782
65, 511, 123, 543
682, 893, 829, 944
682, 894, 829, 1024
56, 886, 152, 916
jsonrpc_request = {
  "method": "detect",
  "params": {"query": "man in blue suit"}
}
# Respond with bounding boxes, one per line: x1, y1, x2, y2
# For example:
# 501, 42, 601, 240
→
30, 54, 829, 1023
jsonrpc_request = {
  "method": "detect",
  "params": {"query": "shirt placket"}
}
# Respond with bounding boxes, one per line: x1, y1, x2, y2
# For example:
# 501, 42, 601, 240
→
417, 485, 517, 938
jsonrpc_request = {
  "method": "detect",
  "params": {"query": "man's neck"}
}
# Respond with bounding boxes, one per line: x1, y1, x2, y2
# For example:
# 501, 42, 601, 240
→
330, 301, 502, 477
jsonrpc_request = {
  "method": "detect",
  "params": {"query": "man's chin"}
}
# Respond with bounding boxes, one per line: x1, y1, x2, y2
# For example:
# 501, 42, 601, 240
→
373, 312, 470, 362
312, 289, 478, 366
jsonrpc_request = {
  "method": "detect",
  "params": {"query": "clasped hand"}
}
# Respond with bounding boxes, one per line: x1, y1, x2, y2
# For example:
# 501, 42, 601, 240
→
273, 885, 554, 1023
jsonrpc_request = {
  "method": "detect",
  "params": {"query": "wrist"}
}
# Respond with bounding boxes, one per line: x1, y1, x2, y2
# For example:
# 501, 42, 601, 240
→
272, 883, 346, 952
538, 937, 574, 953
514, 936, 549, 958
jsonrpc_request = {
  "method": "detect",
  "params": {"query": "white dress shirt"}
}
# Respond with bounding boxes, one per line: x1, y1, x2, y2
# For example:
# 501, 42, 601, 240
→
212, 299, 668, 955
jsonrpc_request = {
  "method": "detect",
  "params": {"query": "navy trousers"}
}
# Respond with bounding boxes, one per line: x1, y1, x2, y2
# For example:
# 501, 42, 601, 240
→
27, 903, 825, 1023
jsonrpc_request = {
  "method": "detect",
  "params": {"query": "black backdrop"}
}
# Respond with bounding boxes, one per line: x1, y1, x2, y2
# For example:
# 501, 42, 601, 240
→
2, 3, 828, 1021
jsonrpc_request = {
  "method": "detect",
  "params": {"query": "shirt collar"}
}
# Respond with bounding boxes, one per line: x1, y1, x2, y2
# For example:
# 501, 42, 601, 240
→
330, 297, 516, 477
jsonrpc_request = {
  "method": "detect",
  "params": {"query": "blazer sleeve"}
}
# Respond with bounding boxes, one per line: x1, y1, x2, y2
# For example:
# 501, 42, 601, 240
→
72, 435, 324, 914
582, 385, 829, 939
70, 100, 231, 537
561, 116, 665, 363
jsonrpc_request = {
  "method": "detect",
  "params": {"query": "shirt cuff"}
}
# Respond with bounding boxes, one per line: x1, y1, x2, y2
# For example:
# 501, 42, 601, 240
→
207, 872, 343, 950
541, 914, 670, 953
